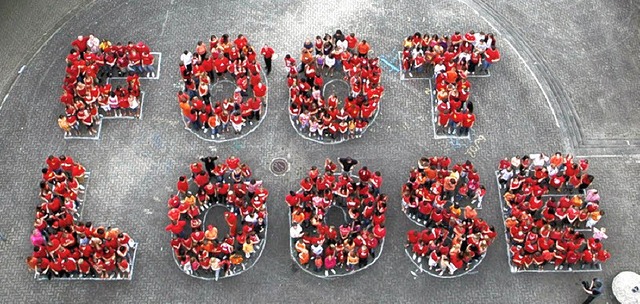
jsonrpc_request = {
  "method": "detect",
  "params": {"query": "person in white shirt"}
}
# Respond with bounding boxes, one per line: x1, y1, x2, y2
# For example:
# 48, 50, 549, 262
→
244, 212, 258, 225
434, 62, 446, 76
86, 34, 100, 53
324, 54, 336, 76
498, 167, 514, 189
290, 223, 303, 239
180, 50, 193, 72
210, 257, 221, 281
592, 227, 608, 241
532, 153, 548, 168
311, 243, 323, 256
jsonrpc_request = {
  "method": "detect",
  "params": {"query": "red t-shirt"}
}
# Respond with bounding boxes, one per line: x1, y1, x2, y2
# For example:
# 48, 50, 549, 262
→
260, 46, 274, 58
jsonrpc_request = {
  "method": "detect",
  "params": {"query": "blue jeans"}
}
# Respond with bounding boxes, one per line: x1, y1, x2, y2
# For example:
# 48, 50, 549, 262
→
210, 125, 220, 136
191, 119, 201, 130
128, 65, 144, 74
334, 60, 343, 72
482, 61, 492, 71
142, 64, 156, 74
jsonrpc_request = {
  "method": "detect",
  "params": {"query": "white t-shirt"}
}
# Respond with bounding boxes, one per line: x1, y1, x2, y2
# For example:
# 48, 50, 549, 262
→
87, 36, 100, 53
532, 155, 547, 167
324, 56, 336, 67
592, 227, 608, 240
311, 244, 323, 256
290, 225, 303, 238
473, 33, 484, 47
499, 169, 513, 181
180, 52, 193, 65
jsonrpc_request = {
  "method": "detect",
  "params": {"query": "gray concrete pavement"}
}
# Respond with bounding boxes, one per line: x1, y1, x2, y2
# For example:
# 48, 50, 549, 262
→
0, 0, 88, 100
0, 0, 637, 303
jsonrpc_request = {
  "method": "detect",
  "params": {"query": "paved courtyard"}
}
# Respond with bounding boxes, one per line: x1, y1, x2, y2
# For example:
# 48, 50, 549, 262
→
0, 0, 638, 303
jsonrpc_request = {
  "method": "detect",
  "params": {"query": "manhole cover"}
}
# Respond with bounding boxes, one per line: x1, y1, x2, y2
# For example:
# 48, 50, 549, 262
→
270, 158, 289, 176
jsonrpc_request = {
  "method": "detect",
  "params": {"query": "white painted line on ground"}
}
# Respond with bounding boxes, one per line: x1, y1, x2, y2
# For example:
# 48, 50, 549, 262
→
181, 69, 269, 143
428, 80, 471, 140
169, 202, 269, 280
153, 52, 162, 80
160, 10, 170, 36
404, 246, 485, 279
0, 94, 8, 113
64, 122, 102, 140
288, 75, 383, 145
495, 170, 604, 273
101, 91, 145, 121
138, 91, 145, 120
467, 71, 491, 78
287, 174, 386, 278
502, 38, 560, 128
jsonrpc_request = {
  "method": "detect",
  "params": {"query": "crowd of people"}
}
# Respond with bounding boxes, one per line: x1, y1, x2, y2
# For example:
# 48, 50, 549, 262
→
401, 31, 501, 136
177, 34, 268, 139
166, 156, 268, 280
401, 31, 500, 76
57, 34, 155, 136
497, 153, 611, 271
287, 157, 387, 276
286, 30, 384, 142
26, 156, 137, 279
402, 156, 496, 276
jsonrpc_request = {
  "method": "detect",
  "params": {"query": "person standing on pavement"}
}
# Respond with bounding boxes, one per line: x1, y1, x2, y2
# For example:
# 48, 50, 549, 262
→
181, 50, 193, 73
260, 44, 274, 75
581, 277, 604, 303
338, 157, 358, 173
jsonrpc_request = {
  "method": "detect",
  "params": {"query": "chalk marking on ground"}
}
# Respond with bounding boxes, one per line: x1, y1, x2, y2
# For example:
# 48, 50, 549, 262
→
180, 69, 269, 143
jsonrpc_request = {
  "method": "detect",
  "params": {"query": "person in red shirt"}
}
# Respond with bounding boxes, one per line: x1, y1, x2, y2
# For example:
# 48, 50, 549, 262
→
224, 211, 238, 236
260, 44, 274, 75
459, 111, 475, 136
176, 176, 189, 194
346, 33, 358, 53
357, 40, 370, 58
481, 45, 500, 72
71, 35, 89, 55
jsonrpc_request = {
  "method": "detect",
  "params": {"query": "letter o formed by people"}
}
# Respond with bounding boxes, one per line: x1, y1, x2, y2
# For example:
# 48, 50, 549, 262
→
166, 156, 268, 280
27, 156, 138, 280
286, 158, 387, 278
402, 156, 496, 278
178, 34, 268, 143
285, 31, 384, 144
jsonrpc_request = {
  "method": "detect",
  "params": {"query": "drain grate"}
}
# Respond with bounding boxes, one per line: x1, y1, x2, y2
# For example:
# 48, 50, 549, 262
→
270, 158, 289, 176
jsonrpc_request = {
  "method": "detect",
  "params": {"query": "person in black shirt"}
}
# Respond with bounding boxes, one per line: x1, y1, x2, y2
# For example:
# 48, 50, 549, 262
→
200, 156, 218, 175
581, 278, 603, 304
338, 157, 358, 173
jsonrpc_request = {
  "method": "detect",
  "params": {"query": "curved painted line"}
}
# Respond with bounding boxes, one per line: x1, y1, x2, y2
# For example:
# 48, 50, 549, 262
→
459, 0, 575, 150
0, 0, 98, 114
404, 246, 486, 279
287, 173, 386, 278
170, 203, 268, 280
286, 51, 384, 145
286, 92, 383, 146
180, 68, 270, 143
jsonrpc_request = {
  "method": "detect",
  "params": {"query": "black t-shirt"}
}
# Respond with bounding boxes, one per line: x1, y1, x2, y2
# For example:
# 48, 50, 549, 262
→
591, 280, 603, 295
339, 158, 358, 172
201, 156, 218, 173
